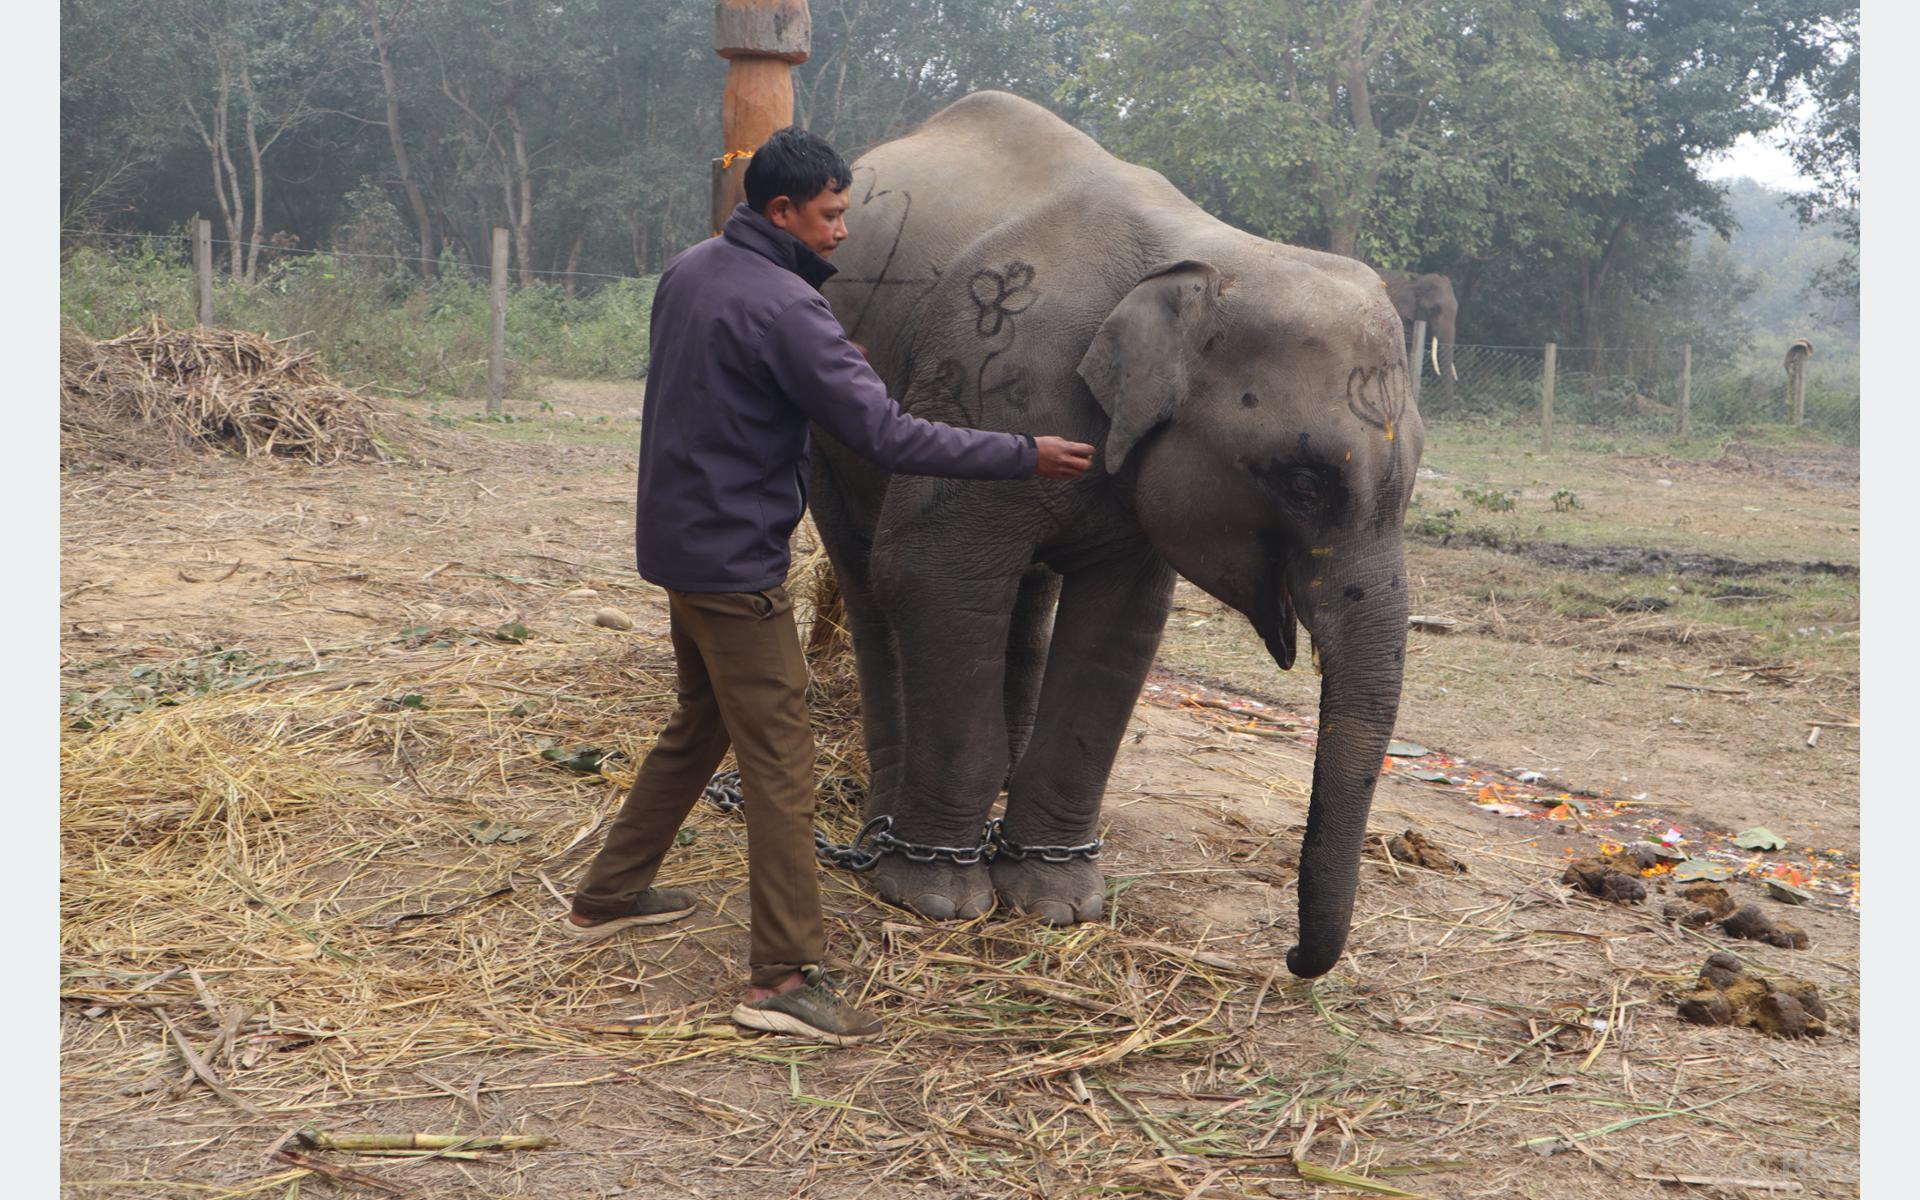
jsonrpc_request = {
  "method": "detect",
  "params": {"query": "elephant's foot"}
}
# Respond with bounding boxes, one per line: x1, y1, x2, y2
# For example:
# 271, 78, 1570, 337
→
990, 856, 1105, 926
869, 855, 994, 921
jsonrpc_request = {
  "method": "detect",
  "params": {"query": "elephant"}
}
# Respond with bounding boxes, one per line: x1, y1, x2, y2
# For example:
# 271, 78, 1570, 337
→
1375, 269, 1458, 407
811, 92, 1423, 979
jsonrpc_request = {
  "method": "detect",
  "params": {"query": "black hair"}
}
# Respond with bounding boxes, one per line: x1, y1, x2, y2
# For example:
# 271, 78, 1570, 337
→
744, 127, 852, 213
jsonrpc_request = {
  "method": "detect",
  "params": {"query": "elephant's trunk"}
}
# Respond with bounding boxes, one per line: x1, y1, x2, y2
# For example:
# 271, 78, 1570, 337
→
1283, 550, 1410, 978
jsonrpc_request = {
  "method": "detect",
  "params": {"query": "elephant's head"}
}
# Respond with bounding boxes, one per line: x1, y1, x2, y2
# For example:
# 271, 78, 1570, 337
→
1078, 258, 1424, 978
1380, 270, 1458, 389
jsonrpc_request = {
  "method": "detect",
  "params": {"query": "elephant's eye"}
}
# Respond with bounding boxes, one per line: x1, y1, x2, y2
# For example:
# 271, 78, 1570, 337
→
1289, 468, 1321, 499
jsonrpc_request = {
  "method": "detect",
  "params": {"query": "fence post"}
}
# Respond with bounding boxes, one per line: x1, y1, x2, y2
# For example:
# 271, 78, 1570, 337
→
488, 226, 508, 415
1789, 350, 1807, 427
1408, 318, 1425, 410
193, 218, 214, 327
1678, 343, 1691, 437
1541, 342, 1556, 453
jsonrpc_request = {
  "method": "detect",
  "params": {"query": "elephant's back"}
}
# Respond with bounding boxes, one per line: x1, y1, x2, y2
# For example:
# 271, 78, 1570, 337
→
824, 93, 1193, 344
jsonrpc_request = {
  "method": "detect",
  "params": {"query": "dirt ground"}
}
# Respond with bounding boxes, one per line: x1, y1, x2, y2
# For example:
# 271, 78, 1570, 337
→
59, 379, 1860, 1198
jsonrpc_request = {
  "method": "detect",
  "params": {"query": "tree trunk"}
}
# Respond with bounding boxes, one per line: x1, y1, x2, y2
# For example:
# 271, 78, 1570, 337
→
562, 228, 585, 298
364, 1, 436, 276
506, 104, 535, 288
240, 62, 266, 283
186, 49, 247, 281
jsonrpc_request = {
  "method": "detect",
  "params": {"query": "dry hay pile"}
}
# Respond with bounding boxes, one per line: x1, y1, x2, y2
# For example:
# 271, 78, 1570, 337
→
60, 317, 384, 469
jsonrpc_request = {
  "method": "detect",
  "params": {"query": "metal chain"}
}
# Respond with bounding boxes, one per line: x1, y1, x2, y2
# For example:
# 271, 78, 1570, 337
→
701, 773, 1097, 870
701, 769, 744, 815
985, 817, 1104, 863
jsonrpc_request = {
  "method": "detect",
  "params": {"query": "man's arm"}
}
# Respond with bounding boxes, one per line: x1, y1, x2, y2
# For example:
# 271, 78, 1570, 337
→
763, 296, 1087, 481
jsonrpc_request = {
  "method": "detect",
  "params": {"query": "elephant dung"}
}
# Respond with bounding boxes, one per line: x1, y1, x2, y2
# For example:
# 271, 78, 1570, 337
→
1562, 857, 1647, 904
1385, 830, 1467, 874
1675, 953, 1827, 1038
1662, 881, 1738, 928
1718, 904, 1810, 950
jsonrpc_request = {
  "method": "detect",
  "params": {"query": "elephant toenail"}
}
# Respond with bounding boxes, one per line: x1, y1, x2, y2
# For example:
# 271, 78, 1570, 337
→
911, 893, 958, 920
1031, 900, 1077, 926
1076, 894, 1104, 921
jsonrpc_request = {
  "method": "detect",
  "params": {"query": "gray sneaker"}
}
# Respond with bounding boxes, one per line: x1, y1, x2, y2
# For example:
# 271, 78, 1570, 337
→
563, 888, 696, 942
731, 967, 884, 1045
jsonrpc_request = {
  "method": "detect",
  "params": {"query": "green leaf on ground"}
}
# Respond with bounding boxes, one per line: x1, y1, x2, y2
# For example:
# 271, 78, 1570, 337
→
1410, 769, 1451, 783
541, 746, 607, 774
493, 622, 533, 644
469, 820, 531, 845
1766, 879, 1814, 905
1386, 740, 1429, 757
1672, 858, 1734, 882
1733, 827, 1785, 851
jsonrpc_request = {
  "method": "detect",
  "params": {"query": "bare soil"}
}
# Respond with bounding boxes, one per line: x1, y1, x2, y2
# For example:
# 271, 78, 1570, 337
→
58, 380, 1860, 1199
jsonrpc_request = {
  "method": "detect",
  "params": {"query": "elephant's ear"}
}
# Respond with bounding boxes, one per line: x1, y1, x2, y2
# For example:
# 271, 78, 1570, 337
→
1076, 260, 1221, 473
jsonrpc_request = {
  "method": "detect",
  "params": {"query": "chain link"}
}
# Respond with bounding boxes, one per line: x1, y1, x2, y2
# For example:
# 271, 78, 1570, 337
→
701, 769, 744, 815
986, 817, 1104, 863
701, 773, 1099, 871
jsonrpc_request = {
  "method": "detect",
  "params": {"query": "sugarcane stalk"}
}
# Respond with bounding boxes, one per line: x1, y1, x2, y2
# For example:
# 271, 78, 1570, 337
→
296, 1131, 554, 1152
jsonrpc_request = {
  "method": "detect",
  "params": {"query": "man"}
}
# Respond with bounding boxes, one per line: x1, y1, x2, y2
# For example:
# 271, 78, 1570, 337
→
564, 127, 1096, 1045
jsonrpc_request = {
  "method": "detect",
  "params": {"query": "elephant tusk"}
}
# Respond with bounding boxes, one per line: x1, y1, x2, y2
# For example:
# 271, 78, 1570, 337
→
1429, 337, 1440, 375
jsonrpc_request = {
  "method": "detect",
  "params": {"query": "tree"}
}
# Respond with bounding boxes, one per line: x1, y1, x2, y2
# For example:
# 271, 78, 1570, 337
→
1537, 0, 1851, 361
1061, 0, 1633, 273
1782, 10, 1857, 320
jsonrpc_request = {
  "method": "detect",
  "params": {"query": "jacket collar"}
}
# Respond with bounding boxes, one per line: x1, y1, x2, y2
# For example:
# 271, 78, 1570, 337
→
722, 203, 838, 291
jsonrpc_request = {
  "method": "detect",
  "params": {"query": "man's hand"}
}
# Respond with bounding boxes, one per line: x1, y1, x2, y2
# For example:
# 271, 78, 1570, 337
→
1034, 436, 1096, 480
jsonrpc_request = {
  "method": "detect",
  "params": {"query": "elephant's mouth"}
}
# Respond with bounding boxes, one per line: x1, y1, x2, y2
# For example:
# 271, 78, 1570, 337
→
1253, 572, 1298, 670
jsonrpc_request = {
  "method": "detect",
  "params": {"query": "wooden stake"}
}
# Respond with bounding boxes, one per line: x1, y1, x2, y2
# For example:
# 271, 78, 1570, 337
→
194, 219, 214, 327
1678, 342, 1691, 436
1540, 342, 1556, 453
488, 226, 508, 414
711, 0, 812, 234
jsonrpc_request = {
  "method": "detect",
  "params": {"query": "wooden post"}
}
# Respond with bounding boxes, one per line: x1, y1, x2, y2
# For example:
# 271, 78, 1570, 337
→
193, 218, 214, 327
1408, 318, 1425, 410
712, 0, 812, 234
1541, 342, 1557, 453
488, 226, 508, 414
1678, 343, 1692, 436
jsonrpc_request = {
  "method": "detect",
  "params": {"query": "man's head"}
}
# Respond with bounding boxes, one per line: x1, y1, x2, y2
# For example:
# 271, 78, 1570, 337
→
745, 127, 853, 257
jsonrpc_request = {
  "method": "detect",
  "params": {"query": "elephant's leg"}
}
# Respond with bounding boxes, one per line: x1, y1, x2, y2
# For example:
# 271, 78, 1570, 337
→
866, 491, 1031, 920
806, 472, 906, 823
1003, 565, 1061, 780
993, 549, 1175, 924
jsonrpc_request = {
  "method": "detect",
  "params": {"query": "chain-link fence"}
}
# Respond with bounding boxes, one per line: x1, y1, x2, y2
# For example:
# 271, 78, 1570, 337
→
1411, 338, 1859, 446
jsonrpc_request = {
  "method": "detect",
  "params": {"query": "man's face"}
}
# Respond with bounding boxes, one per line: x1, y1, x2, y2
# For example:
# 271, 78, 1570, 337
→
766, 186, 851, 257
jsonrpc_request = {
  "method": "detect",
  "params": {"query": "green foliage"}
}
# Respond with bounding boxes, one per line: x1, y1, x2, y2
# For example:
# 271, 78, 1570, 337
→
60, 240, 198, 334
1458, 484, 1517, 513
61, 240, 655, 396
1064, 0, 1635, 265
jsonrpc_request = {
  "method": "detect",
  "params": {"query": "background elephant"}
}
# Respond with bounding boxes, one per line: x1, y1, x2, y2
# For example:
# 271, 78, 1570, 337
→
1376, 269, 1458, 407
813, 92, 1424, 979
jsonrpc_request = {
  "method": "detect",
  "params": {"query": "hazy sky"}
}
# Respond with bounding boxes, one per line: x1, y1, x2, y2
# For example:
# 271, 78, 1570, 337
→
1700, 131, 1811, 189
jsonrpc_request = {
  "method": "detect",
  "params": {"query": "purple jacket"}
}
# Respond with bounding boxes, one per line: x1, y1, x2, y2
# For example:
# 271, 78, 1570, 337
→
634, 204, 1038, 593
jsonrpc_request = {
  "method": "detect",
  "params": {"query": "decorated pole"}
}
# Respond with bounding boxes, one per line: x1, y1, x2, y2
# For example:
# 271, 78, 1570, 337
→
711, 0, 811, 235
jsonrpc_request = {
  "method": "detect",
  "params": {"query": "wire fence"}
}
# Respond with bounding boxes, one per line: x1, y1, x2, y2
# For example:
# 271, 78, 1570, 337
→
1415, 339, 1859, 445
59, 226, 1861, 446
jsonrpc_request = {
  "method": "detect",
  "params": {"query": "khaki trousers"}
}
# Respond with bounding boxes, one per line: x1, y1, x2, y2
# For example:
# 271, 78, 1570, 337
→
572, 585, 825, 988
